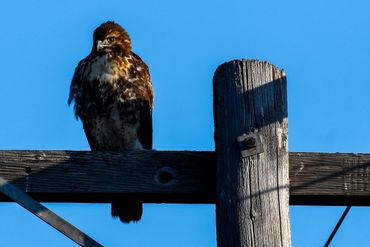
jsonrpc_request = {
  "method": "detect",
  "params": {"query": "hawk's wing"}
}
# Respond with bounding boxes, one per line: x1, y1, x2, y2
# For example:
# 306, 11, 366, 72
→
137, 99, 152, 149
68, 57, 102, 150
132, 52, 153, 150
68, 58, 88, 120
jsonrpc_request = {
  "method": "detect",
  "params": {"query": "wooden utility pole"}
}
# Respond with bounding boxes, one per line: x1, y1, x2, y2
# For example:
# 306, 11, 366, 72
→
213, 60, 291, 247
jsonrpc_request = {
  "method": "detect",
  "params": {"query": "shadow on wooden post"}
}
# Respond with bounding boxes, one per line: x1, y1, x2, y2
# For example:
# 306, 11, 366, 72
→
213, 59, 291, 247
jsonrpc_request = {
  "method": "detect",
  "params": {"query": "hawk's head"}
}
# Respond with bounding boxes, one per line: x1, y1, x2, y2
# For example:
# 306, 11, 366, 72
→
92, 21, 131, 56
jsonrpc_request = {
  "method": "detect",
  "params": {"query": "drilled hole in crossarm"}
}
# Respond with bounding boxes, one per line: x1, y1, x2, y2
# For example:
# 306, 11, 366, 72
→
155, 167, 176, 186
158, 171, 173, 184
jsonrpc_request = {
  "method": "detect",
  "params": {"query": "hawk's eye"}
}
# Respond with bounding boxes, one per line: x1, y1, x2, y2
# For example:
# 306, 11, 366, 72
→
107, 37, 115, 43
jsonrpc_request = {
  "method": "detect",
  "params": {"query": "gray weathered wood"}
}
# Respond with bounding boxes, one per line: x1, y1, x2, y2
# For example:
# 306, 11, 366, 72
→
0, 151, 370, 205
0, 176, 102, 247
213, 59, 291, 247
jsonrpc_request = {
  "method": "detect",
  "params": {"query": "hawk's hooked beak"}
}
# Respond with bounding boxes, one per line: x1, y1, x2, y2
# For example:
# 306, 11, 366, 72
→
96, 40, 107, 52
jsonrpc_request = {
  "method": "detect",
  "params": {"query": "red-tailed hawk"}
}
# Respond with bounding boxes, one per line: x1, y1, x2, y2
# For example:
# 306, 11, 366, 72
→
68, 21, 154, 223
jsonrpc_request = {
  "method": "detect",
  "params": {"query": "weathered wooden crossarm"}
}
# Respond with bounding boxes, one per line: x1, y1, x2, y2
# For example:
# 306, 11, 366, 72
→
0, 150, 369, 205
0, 150, 216, 204
290, 152, 370, 205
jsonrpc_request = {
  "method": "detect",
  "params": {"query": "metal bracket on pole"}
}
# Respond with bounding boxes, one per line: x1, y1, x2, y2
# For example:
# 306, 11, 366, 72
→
237, 131, 264, 158
0, 176, 103, 247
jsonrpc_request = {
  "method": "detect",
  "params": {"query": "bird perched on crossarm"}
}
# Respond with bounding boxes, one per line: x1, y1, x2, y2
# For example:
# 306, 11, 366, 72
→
68, 21, 154, 223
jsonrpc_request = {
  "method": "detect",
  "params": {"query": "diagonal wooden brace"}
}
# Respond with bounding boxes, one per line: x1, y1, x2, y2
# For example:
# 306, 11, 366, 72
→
0, 176, 103, 247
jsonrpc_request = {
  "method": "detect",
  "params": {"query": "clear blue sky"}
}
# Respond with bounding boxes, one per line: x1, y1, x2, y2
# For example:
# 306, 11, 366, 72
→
1, 0, 370, 246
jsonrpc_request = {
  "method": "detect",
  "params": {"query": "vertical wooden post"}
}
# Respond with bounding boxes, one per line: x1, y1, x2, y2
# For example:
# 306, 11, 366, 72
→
213, 59, 290, 247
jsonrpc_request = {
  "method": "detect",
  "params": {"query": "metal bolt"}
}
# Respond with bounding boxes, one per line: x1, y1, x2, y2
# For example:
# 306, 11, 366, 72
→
244, 137, 257, 149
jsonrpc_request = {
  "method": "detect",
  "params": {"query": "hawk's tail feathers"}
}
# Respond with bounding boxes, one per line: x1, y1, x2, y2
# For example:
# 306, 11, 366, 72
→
111, 198, 143, 223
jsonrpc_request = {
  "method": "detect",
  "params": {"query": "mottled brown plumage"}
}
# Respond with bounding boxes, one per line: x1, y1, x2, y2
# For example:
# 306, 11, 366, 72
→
68, 21, 153, 223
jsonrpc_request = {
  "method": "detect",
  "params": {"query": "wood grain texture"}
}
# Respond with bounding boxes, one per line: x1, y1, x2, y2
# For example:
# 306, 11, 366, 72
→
0, 151, 369, 205
213, 60, 290, 247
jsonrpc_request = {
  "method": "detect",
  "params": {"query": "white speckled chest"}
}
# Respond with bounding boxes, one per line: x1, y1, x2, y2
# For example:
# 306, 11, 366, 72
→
83, 54, 143, 150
